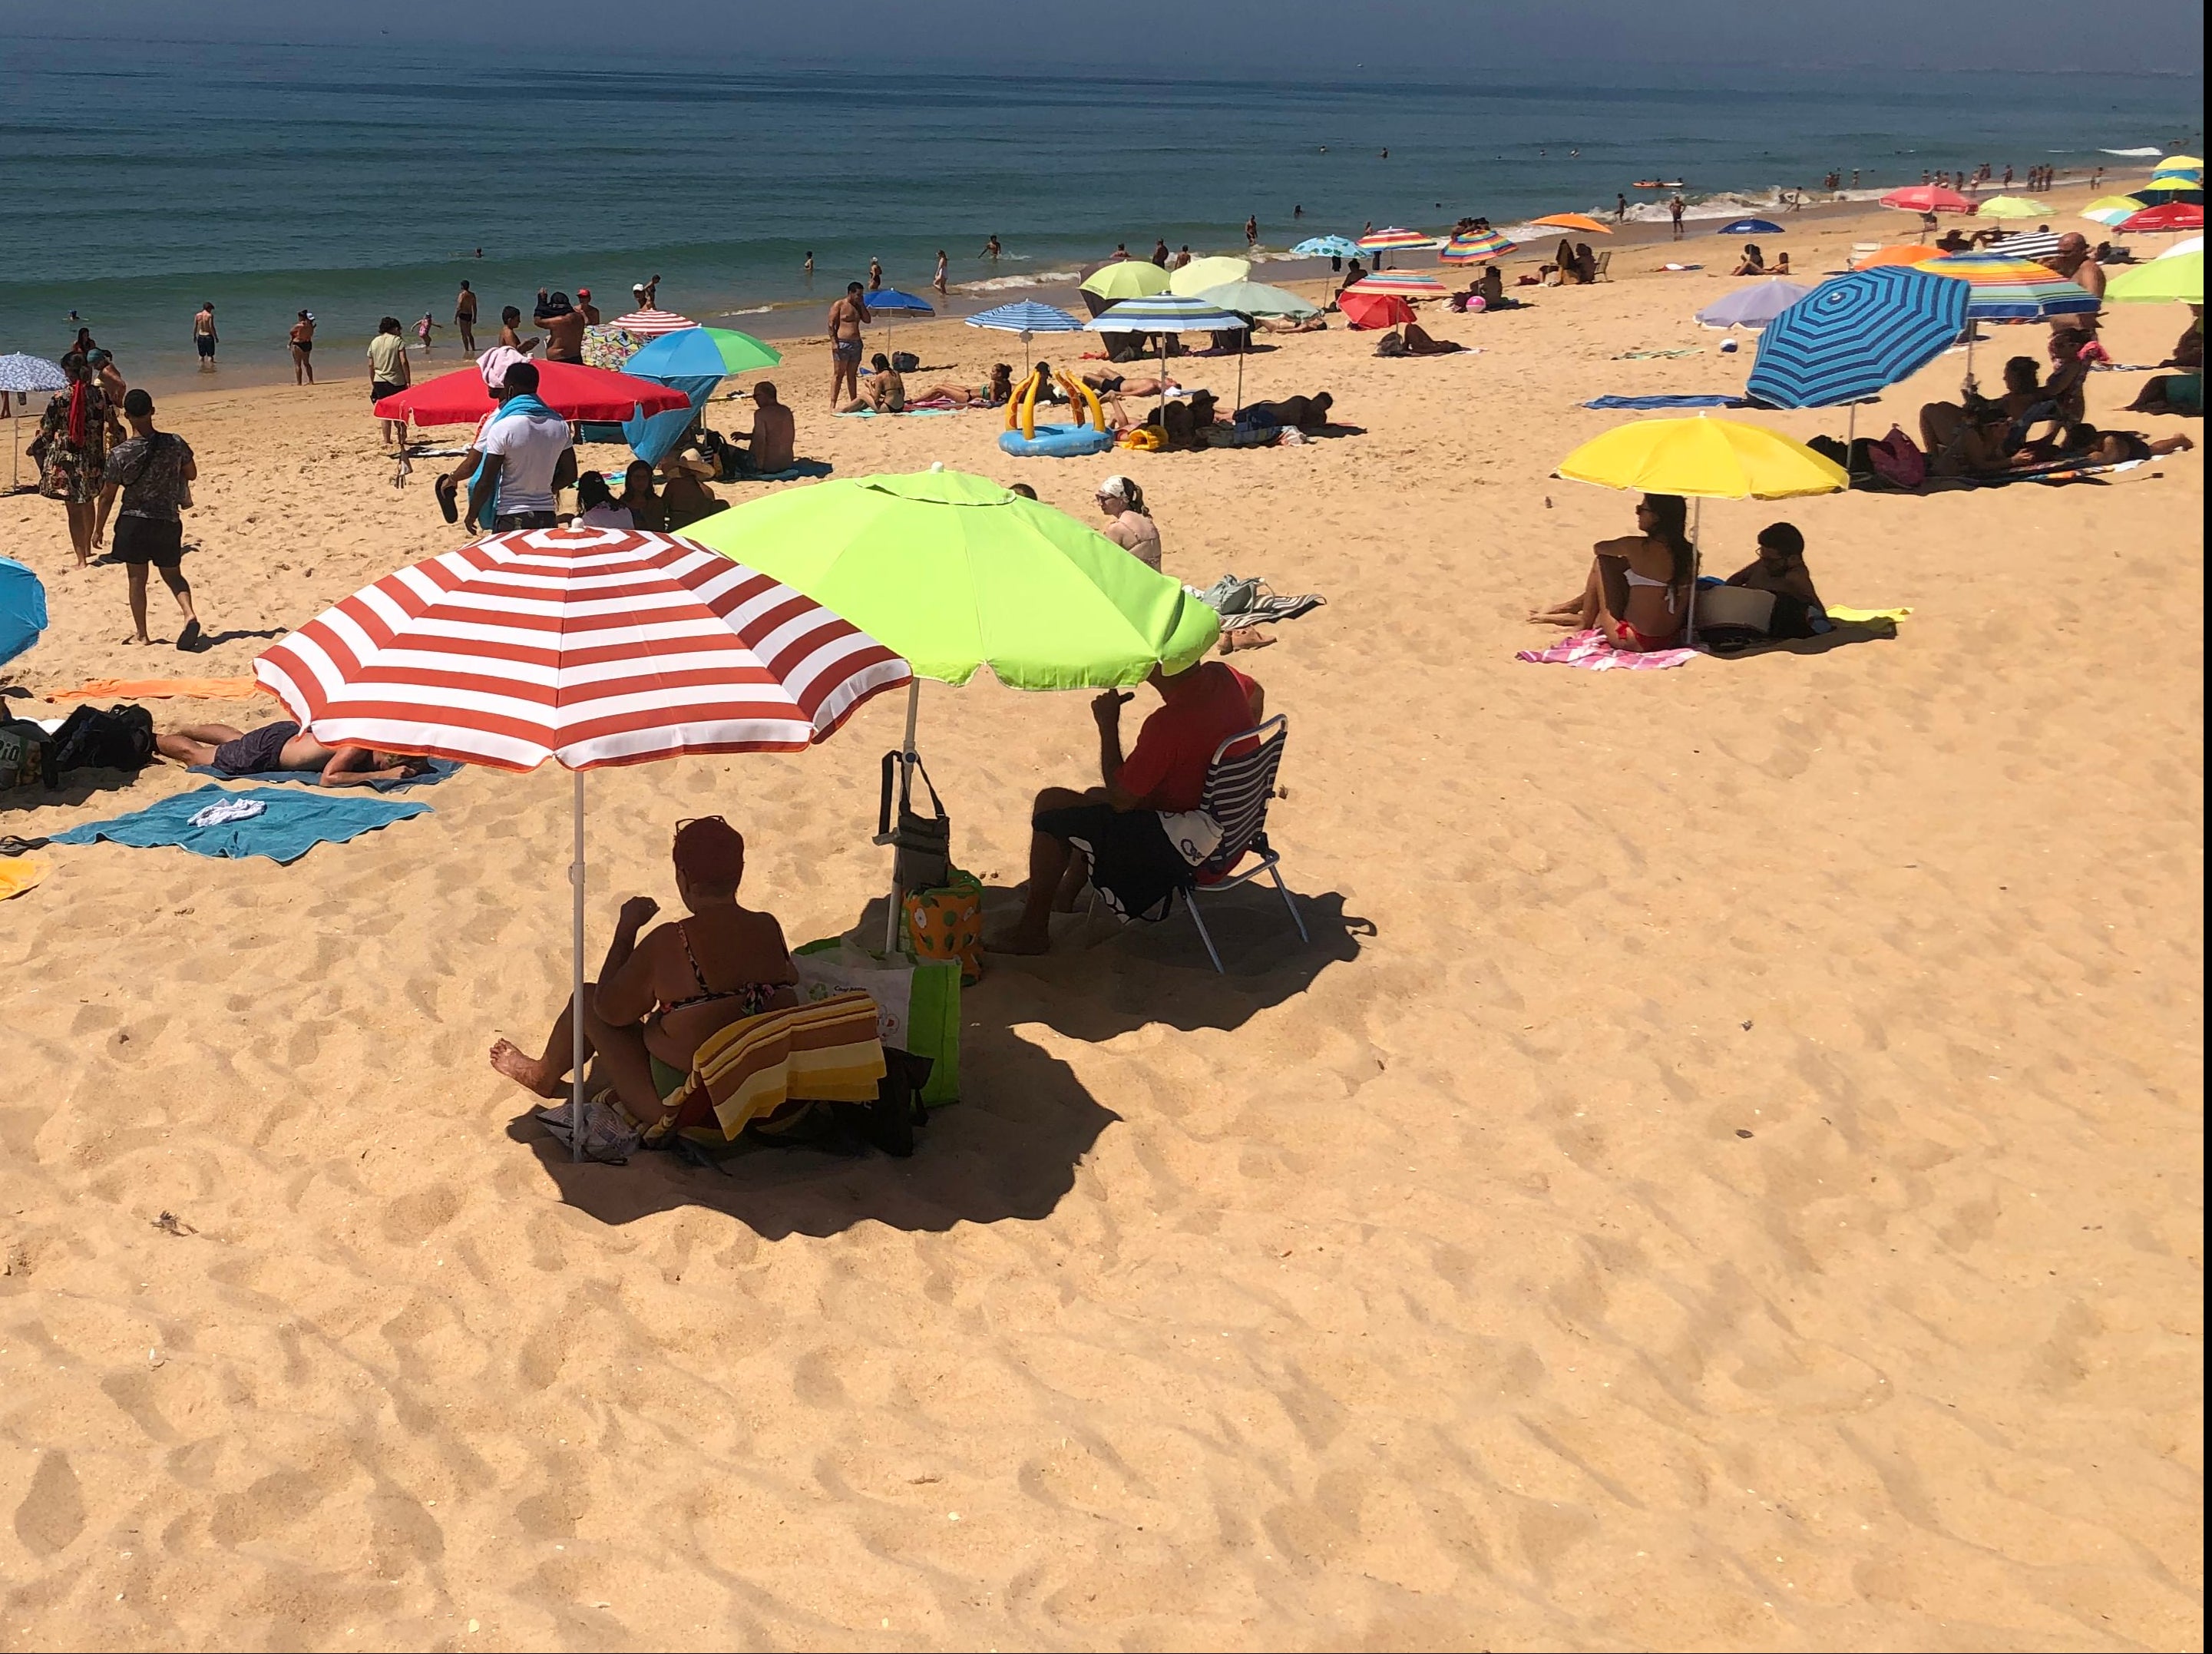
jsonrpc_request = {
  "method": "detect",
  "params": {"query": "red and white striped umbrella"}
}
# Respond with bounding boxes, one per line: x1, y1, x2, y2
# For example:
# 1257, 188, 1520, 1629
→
253, 524, 909, 1159
609, 308, 698, 337
254, 526, 908, 769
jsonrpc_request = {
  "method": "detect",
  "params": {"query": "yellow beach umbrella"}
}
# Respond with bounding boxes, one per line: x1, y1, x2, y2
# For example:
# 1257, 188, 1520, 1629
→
2156, 154, 2203, 172
1557, 415, 1847, 643
1559, 415, 1847, 499
1976, 195, 2042, 219
1080, 260, 1170, 302
1167, 255, 1251, 296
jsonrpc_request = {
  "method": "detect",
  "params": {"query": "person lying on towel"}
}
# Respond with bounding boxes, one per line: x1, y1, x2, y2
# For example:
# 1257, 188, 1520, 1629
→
992, 660, 1264, 954
490, 815, 798, 1130
156, 719, 429, 786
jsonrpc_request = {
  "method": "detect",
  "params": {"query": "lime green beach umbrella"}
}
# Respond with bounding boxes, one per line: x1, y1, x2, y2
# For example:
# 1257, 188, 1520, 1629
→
1976, 194, 2042, 220
2104, 251, 2203, 304
684, 467, 1222, 945
1167, 255, 1252, 296
1080, 260, 1172, 302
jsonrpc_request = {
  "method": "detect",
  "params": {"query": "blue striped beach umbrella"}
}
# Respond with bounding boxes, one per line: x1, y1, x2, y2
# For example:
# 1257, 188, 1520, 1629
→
964, 299, 1083, 369
965, 300, 1083, 335
1747, 266, 1969, 415
1084, 294, 1251, 335
1087, 295, 1252, 409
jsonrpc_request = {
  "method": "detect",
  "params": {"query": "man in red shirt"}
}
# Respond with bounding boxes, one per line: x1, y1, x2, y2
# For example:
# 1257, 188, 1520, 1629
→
994, 660, 1264, 954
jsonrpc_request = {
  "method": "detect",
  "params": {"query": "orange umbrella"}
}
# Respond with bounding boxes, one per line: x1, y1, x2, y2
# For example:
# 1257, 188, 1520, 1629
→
1853, 243, 1940, 269
1531, 212, 1613, 234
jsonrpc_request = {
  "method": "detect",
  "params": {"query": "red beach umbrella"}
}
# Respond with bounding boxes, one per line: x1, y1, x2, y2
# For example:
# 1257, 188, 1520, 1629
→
1880, 185, 1978, 214
610, 308, 699, 337
374, 362, 692, 428
2118, 202, 2204, 233
1337, 289, 1417, 330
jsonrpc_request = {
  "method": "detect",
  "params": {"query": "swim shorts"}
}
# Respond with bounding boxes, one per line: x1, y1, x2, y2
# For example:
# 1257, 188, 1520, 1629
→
211, 721, 300, 776
1032, 802, 1189, 925
194, 336, 215, 359
113, 516, 185, 567
371, 380, 405, 403
833, 339, 863, 362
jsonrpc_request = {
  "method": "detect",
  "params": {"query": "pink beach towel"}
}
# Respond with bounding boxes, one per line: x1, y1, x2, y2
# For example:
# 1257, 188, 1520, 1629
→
1515, 629, 1698, 670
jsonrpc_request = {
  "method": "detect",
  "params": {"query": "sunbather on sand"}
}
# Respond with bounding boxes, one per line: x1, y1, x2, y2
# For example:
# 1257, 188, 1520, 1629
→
489, 816, 798, 1129
155, 719, 428, 785
1724, 522, 1824, 610
917, 363, 1014, 406
1235, 392, 1333, 431
1526, 493, 1694, 649
1384, 323, 1466, 355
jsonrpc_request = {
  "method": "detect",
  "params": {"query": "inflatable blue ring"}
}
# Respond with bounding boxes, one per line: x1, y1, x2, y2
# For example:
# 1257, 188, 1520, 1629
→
999, 424, 1115, 458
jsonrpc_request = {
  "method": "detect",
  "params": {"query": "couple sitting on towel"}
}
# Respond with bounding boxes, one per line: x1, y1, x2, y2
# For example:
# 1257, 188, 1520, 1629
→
491, 815, 799, 1131
1526, 495, 1827, 650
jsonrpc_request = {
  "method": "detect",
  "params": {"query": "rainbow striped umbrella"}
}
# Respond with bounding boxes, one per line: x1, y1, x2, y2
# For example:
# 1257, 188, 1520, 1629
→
1440, 230, 1517, 262
1345, 273, 1447, 299
1913, 254, 2100, 320
1357, 227, 1438, 252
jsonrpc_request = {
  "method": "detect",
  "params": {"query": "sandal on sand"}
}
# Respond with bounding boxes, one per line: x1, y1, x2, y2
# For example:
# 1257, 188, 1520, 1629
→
435, 475, 460, 524
0, 836, 51, 856
177, 619, 204, 653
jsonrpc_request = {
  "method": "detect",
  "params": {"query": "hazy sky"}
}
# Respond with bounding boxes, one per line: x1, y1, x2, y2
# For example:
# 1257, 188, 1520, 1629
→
18, 0, 2210, 78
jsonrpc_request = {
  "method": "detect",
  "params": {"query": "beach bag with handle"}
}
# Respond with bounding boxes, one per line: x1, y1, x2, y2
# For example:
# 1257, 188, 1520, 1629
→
793, 938, 961, 1106
1867, 425, 1926, 490
903, 869, 984, 986
877, 749, 951, 894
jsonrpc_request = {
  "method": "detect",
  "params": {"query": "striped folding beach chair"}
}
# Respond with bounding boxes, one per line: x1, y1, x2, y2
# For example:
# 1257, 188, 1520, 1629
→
1184, 715, 1309, 973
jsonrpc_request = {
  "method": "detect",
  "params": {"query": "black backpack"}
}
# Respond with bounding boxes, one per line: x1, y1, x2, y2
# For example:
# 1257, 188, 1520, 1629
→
48, 703, 156, 774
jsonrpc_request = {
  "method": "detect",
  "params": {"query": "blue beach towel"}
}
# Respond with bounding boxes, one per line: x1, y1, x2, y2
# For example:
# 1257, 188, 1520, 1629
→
1582, 394, 1751, 410
741, 460, 835, 481
51, 786, 430, 864
187, 758, 460, 792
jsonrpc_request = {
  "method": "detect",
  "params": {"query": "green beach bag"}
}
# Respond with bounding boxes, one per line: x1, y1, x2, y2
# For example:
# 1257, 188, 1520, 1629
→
792, 938, 960, 1107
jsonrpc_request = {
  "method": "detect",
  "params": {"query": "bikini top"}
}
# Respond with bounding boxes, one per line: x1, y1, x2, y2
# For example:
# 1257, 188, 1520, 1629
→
1623, 567, 1681, 613
654, 920, 780, 1021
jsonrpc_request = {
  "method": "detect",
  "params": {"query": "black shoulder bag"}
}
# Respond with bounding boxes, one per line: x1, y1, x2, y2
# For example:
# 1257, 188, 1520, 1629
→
877, 749, 951, 893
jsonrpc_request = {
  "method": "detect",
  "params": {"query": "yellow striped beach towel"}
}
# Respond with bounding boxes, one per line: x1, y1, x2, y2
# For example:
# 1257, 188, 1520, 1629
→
667, 991, 888, 1141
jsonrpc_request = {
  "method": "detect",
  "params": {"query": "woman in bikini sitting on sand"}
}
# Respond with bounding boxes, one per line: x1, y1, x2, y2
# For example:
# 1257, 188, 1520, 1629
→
490, 816, 799, 1130
1526, 492, 1695, 650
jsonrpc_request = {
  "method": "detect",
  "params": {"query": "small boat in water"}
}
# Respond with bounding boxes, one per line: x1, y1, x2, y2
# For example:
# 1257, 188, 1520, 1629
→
1631, 179, 1687, 190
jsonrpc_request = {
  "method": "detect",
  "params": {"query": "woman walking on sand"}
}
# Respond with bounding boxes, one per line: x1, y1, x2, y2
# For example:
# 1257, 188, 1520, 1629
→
30, 352, 123, 567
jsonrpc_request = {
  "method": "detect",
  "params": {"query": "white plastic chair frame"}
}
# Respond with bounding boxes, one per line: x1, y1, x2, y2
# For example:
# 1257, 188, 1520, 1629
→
1185, 714, 1308, 973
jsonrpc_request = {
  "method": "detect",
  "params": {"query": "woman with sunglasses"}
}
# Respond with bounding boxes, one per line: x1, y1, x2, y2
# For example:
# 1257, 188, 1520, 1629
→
489, 816, 797, 1127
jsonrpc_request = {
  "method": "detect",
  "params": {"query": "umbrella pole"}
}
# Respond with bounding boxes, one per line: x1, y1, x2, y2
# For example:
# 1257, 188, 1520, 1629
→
1846, 404, 1857, 488
1686, 498, 1703, 647
883, 677, 922, 957
570, 768, 586, 1162
1235, 332, 1246, 412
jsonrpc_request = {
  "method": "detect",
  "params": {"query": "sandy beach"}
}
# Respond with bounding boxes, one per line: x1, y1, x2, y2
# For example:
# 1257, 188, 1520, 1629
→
1, 191, 2202, 1650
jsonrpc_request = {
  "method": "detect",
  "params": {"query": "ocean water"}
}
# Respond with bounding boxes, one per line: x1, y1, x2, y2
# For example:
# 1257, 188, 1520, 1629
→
0, 41, 2199, 387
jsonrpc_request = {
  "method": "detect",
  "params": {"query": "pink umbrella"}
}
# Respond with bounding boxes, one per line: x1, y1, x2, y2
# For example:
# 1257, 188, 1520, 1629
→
374, 362, 691, 428
1880, 185, 1979, 214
